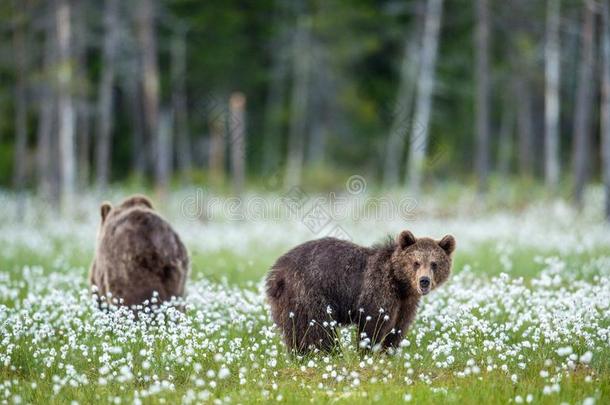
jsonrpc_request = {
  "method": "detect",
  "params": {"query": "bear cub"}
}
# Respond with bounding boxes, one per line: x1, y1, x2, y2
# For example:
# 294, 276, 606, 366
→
266, 231, 455, 353
89, 195, 190, 309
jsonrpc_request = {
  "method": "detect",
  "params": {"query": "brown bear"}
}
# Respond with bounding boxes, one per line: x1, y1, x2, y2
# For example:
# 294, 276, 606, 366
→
89, 195, 190, 309
266, 231, 455, 353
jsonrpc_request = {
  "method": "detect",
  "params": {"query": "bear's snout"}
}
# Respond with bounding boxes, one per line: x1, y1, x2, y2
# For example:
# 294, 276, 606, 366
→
419, 276, 431, 294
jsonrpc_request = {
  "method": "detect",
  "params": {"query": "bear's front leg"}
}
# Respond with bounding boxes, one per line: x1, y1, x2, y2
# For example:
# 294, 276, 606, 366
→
381, 325, 403, 350
356, 300, 397, 350
382, 296, 420, 349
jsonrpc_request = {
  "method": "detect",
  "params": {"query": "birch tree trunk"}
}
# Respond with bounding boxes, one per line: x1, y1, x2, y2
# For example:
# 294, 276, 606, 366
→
475, 0, 490, 193
77, 103, 91, 188
136, 0, 160, 183
601, 1, 610, 220
96, 0, 119, 190
284, 12, 311, 188
12, 0, 28, 196
156, 109, 172, 194
262, 0, 290, 175
73, 0, 90, 188
171, 29, 192, 181
515, 75, 534, 177
544, 0, 561, 190
55, 0, 76, 212
229, 92, 246, 196
124, 68, 146, 178
208, 101, 226, 186
304, 0, 342, 167
383, 21, 421, 187
37, 17, 56, 201
306, 41, 328, 165
572, 0, 595, 207
497, 103, 514, 177
406, 0, 443, 193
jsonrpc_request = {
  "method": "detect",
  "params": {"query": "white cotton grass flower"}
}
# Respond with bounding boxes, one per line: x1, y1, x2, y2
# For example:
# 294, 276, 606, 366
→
218, 367, 230, 379
0, 192, 608, 403
580, 351, 593, 364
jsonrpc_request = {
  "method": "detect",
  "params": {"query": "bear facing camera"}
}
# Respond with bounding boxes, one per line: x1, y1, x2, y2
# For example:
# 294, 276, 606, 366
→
266, 231, 456, 353
89, 195, 190, 310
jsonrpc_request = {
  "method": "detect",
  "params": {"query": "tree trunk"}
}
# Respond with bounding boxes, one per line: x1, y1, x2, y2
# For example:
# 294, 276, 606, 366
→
229, 92, 246, 195
73, 0, 90, 188
12, 0, 28, 195
77, 103, 91, 187
306, 41, 328, 165
284, 12, 311, 188
96, 0, 119, 190
37, 18, 56, 202
515, 76, 534, 177
475, 0, 490, 193
262, 0, 291, 175
208, 100, 226, 185
601, 1, 610, 221
171, 29, 192, 181
55, 0, 76, 212
156, 109, 172, 194
383, 22, 421, 187
544, 0, 561, 190
406, 0, 443, 193
497, 103, 514, 177
136, 0, 160, 184
124, 71, 146, 178
572, 0, 595, 207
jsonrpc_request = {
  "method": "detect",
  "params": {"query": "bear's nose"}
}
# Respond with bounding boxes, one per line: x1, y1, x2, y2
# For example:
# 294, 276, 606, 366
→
419, 277, 430, 289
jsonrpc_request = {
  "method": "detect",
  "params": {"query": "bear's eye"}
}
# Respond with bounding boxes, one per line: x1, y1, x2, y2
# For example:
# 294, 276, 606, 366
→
431, 262, 438, 271
413, 261, 421, 269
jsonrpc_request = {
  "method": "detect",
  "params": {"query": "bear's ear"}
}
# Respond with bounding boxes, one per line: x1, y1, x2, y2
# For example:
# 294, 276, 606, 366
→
121, 194, 154, 210
438, 235, 456, 256
133, 195, 154, 209
100, 202, 112, 224
396, 230, 417, 250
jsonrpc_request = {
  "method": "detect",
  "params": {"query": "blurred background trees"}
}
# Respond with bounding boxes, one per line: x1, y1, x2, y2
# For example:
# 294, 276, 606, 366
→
1, 0, 609, 216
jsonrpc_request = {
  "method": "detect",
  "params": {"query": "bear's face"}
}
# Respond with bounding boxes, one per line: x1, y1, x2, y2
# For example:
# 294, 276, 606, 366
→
391, 230, 456, 296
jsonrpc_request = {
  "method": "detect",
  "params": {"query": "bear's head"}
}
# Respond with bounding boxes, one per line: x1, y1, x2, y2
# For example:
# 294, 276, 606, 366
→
99, 195, 155, 226
391, 230, 456, 296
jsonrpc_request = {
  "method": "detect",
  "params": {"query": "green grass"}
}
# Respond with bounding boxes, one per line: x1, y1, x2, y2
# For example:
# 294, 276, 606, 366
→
1, 239, 609, 404
5, 240, 609, 283
4, 365, 606, 405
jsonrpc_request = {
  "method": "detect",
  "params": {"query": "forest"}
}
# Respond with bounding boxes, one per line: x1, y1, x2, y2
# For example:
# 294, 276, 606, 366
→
1, 0, 609, 215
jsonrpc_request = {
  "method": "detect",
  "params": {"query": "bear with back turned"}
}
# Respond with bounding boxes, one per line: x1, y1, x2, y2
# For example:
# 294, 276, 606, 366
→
89, 195, 190, 309
266, 231, 455, 353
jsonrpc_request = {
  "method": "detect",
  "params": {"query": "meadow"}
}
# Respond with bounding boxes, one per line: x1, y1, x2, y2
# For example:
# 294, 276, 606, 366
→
0, 186, 609, 404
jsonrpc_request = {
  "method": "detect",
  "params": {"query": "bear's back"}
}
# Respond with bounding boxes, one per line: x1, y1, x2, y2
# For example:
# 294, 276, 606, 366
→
96, 207, 189, 306
101, 207, 185, 261
270, 237, 371, 320
277, 237, 369, 275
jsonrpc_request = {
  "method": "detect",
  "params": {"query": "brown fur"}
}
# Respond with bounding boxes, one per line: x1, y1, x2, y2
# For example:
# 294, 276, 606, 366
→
266, 231, 456, 353
89, 195, 190, 308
